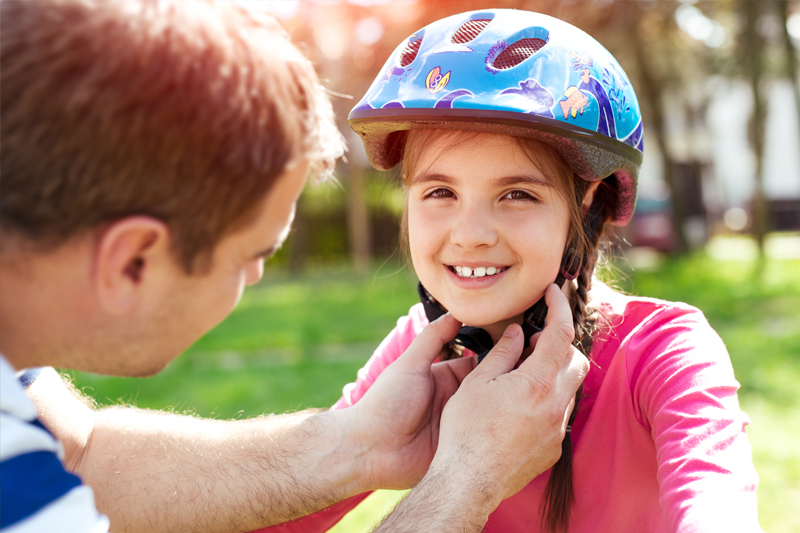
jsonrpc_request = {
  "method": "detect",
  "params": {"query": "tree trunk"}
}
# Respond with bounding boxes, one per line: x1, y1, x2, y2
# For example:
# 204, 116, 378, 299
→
741, 0, 769, 257
632, 11, 689, 253
780, 0, 800, 147
346, 165, 371, 274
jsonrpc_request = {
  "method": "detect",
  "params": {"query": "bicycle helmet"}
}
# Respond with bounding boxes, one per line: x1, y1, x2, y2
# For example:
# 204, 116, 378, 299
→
348, 8, 643, 225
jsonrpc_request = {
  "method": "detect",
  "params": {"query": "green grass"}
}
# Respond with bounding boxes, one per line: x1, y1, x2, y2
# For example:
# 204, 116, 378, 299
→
67, 242, 800, 533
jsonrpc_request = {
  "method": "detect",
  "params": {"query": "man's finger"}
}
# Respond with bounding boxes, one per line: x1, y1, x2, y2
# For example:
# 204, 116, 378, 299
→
434, 354, 477, 385
396, 312, 462, 368
470, 323, 524, 379
518, 284, 574, 379
559, 346, 590, 401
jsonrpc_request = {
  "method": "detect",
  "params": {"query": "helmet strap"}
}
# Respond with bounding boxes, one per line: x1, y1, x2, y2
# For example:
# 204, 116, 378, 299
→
416, 198, 605, 363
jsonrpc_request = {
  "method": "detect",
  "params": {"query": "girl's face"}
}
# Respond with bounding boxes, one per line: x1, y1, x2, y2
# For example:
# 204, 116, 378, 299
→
407, 132, 572, 342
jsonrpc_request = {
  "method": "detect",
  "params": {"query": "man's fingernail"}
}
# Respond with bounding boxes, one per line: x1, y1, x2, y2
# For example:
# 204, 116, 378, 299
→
504, 325, 519, 338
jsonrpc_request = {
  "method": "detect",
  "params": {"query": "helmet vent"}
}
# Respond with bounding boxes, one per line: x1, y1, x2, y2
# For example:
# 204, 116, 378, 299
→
399, 38, 422, 67
493, 38, 547, 69
451, 19, 491, 44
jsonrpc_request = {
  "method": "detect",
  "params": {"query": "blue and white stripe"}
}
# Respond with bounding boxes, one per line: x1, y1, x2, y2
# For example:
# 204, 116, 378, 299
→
0, 356, 109, 532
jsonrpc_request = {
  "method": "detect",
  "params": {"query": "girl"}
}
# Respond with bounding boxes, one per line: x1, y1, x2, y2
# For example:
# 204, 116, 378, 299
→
264, 9, 761, 533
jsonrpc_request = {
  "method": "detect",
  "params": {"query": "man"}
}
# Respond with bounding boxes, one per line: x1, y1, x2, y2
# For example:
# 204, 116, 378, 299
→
0, 1, 588, 532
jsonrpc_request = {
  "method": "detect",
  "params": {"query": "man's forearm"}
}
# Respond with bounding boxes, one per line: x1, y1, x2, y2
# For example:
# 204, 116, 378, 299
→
28, 372, 369, 533
81, 406, 366, 533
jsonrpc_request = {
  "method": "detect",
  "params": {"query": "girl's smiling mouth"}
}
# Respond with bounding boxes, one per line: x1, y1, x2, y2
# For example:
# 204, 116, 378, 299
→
448, 265, 509, 278
445, 264, 510, 284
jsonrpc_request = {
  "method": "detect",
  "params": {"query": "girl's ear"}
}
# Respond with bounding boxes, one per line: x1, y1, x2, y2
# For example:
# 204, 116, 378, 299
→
581, 181, 602, 216
93, 216, 173, 314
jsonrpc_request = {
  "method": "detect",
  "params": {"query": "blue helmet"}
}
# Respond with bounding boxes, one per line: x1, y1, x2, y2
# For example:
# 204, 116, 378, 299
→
348, 9, 643, 225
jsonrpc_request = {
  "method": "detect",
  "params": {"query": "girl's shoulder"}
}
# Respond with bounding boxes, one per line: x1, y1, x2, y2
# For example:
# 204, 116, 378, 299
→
591, 281, 728, 370
593, 281, 711, 336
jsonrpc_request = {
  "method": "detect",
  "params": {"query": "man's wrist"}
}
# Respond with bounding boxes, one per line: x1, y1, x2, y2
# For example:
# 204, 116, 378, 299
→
375, 454, 499, 533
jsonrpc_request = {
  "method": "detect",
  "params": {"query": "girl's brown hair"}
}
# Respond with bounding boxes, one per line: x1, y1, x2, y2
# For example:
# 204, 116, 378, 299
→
401, 129, 616, 533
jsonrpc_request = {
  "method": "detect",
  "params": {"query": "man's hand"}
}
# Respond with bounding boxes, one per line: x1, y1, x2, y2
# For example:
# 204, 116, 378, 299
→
375, 284, 589, 532
434, 284, 587, 502
344, 311, 476, 490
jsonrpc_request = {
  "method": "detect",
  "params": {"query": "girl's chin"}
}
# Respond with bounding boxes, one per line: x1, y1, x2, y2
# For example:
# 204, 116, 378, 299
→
449, 312, 524, 334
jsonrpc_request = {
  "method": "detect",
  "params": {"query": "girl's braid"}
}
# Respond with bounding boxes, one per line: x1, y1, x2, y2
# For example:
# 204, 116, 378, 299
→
541, 180, 613, 533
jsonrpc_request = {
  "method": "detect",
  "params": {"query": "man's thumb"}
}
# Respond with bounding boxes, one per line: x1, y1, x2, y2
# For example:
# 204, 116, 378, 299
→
397, 312, 462, 368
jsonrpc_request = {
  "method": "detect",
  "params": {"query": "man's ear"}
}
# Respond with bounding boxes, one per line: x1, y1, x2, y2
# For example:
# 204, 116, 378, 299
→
581, 181, 602, 216
94, 216, 172, 314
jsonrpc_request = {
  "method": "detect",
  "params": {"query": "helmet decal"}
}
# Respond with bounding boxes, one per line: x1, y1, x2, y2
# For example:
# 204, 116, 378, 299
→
560, 87, 589, 119
484, 40, 508, 74
434, 89, 474, 109
570, 52, 617, 138
497, 79, 555, 118
432, 43, 473, 54
426, 66, 451, 93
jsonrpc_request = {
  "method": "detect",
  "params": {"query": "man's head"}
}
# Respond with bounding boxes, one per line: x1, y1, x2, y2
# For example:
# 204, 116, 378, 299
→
1, 0, 342, 270
0, 0, 344, 374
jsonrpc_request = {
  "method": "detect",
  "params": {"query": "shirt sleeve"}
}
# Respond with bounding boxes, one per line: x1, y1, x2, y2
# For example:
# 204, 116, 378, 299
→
628, 305, 762, 533
1, 358, 109, 533
333, 303, 429, 410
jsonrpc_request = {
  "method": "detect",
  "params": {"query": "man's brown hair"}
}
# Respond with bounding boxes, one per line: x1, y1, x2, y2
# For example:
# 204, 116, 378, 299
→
1, 0, 343, 271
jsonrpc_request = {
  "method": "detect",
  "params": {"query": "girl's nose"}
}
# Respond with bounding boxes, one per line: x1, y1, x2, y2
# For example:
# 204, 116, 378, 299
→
449, 203, 499, 250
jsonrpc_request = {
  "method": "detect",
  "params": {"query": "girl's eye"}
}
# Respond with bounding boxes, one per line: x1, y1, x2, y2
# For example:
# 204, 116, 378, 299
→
504, 190, 537, 202
427, 188, 455, 199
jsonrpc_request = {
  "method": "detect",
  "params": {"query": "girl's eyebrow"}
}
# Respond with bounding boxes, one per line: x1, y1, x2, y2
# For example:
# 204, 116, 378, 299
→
493, 175, 551, 188
410, 172, 456, 186
411, 172, 551, 188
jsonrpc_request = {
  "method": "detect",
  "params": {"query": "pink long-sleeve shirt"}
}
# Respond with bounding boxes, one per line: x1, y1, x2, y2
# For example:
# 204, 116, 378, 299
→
259, 285, 761, 532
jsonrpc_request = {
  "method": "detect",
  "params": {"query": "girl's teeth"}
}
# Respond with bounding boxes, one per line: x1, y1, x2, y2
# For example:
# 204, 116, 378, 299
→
453, 266, 504, 278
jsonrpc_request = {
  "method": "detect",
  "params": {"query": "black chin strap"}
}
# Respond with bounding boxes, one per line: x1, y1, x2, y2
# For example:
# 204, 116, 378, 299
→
418, 200, 604, 363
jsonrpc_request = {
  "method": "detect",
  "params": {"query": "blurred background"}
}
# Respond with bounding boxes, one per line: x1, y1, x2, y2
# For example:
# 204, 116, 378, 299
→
68, 1, 800, 531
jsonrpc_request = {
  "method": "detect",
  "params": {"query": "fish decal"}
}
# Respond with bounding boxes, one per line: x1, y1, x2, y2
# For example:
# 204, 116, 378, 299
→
434, 89, 475, 109
497, 79, 555, 118
426, 66, 451, 93
560, 86, 589, 119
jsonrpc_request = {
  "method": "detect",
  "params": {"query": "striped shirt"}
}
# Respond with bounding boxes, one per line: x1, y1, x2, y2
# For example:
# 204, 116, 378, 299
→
0, 355, 109, 532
